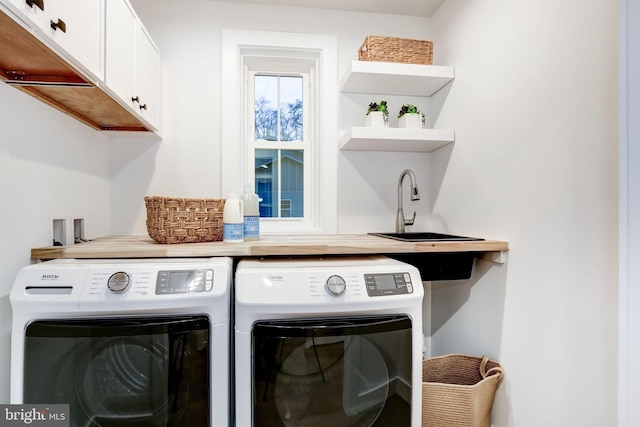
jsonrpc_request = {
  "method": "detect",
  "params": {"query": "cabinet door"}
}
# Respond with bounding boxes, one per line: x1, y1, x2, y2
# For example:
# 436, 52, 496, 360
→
104, 0, 136, 106
5, 0, 47, 29
42, 0, 103, 80
135, 24, 160, 130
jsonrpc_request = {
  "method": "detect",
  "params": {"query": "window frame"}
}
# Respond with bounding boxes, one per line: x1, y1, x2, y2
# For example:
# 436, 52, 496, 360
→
221, 30, 337, 234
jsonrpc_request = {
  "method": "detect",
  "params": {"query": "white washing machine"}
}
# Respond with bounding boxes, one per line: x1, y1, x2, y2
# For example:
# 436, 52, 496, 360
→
10, 257, 232, 427
234, 256, 424, 427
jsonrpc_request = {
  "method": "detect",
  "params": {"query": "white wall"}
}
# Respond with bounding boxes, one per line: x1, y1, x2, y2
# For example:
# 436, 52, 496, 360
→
430, 1, 618, 426
118, 0, 435, 235
0, 84, 113, 402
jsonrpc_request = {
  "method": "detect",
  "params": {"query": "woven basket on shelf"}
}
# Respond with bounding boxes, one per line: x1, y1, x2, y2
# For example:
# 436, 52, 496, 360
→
144, 196, 225, 244
422, 354, 503, 427
359, 35, 433, 65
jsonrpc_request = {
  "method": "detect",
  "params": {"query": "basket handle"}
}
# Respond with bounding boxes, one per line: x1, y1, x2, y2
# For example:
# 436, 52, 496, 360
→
480, 355, 504, 380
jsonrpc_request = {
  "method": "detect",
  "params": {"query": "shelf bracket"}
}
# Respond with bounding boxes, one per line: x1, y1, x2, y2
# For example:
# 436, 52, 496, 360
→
477, 250, 508, 265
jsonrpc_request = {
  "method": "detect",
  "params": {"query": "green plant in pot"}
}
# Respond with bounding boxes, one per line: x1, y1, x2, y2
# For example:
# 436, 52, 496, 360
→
366, 100, 389, 127
397, 104, 425, 128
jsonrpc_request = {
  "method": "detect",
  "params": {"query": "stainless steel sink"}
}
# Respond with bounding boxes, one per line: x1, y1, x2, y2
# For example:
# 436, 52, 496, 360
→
369, 232, 484, 242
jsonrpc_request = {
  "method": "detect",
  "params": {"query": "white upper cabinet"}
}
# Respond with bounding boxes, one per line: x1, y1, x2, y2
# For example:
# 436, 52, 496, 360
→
104, 0, 160, 131
134, 24, 160, 129
1, 0, 160, 133
6, 0, 47, 28
104, 0, 136, 108
7, 0, 104, 81
42, 0, 103, 80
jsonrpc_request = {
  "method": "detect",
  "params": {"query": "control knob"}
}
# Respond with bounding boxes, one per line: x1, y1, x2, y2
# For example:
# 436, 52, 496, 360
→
325, 275, 346, 296
108, 271, 131, 293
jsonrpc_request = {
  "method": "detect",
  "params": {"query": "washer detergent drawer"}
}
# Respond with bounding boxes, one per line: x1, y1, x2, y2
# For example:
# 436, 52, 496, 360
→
252, 315, 413, 427
23, 316, 211, 427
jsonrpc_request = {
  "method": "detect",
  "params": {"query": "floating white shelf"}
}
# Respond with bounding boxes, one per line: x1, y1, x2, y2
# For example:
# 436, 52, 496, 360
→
339, 127, 455, 152
339, 61, 456, 152
340, 61, 455, 96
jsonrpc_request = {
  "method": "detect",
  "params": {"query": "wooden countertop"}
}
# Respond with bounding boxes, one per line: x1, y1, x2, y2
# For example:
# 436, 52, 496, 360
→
31, 234, 509, 261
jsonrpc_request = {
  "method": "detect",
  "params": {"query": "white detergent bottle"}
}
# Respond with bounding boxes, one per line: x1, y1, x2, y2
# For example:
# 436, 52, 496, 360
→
223, 193, 244, 243
240, 184, 260, 241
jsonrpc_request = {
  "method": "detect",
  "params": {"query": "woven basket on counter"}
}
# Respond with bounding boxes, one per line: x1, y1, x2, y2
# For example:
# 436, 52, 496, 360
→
359, 35, 433, 65
144, 196, 225, 244
422, 354, 503, 427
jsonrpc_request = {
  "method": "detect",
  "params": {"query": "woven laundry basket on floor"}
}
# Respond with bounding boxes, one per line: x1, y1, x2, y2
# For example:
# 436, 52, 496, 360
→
422, 354, 503, 427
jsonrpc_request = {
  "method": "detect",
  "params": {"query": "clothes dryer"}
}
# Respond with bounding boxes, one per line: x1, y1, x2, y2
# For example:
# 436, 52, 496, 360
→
10, 257, 232, 427
235, 256, 424, 427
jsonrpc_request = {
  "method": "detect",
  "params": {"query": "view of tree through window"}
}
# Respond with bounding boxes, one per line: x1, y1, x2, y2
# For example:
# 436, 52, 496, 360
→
254, 75, 303, 142
253, 74, 305, 218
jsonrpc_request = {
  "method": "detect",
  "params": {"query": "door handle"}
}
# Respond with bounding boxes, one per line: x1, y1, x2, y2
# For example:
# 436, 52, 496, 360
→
50, 18, 66, 33
25, 0, 44, 11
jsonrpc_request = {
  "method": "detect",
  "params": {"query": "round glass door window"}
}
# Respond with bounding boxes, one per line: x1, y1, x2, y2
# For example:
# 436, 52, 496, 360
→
274, 336, 389, 427
76, 337, 188, 425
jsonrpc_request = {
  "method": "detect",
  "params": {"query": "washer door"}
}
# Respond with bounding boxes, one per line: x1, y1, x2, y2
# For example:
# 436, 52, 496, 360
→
252, 315, 413, 427
23, 316, 211, 427
76, 336, 186, 424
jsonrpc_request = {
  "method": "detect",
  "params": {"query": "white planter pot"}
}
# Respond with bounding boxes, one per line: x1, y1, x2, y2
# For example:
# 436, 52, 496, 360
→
398, 113, 423, 129
366, 111, 389, 128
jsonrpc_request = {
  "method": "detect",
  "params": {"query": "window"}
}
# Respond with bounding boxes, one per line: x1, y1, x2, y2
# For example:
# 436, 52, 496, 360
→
222, 30, 337, 234
252, 74, 307, 219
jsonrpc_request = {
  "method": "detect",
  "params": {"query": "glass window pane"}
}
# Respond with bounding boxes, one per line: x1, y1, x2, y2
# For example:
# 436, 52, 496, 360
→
254, 75, 303, 142
255, 149, 278, 218
255, 149, 304, 218
279, 76, 303, 142
280, 150, 303, 217
254, 75, 278, 141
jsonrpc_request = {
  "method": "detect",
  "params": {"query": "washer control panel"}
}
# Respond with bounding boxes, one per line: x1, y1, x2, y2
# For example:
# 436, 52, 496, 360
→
156, 269, 214, 294
364, 273, 413, 296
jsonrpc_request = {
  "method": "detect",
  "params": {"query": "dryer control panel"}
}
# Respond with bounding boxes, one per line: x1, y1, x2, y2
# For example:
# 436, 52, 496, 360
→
156, 269, 214, 294
364, 273, 413, 296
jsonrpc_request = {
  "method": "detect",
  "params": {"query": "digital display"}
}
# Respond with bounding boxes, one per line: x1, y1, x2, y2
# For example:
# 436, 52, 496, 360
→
169, 271, 190, 287
156, 269, 212, 294
365, 272, 412, 296
375, 274, 397, 290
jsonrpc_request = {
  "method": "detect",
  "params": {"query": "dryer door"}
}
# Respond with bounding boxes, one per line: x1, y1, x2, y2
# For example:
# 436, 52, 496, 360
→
22, 316, 211, 427
252, 315, 413, 427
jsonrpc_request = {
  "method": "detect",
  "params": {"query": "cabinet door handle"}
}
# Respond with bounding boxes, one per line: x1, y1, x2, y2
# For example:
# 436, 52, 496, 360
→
50, 18, 66, 33
131, 96, 140, 104
26, 0, 44, 11
140, 103, 148, 111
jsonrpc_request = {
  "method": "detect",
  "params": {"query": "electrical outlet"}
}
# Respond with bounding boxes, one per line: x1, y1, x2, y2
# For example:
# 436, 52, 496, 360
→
51, 218, 66, 246
73, 218, 85, 243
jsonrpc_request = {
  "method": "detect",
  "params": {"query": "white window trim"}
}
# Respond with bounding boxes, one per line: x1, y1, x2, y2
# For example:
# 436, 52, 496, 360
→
221, 29, 337, 234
